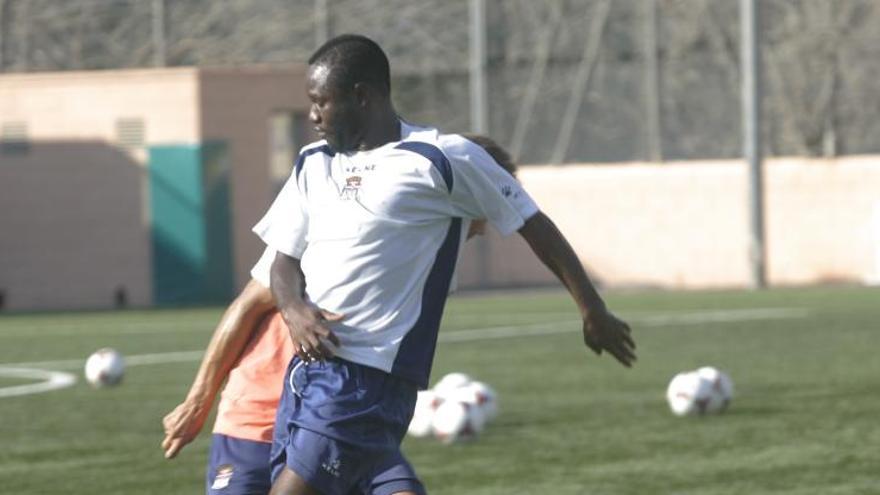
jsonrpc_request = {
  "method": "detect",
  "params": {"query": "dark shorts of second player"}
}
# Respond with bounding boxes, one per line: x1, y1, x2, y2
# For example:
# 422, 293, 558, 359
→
206, 434, 272, 495
271, 356, 425, 495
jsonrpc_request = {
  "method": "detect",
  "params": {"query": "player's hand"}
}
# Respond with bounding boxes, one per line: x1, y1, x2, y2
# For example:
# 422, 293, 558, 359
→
161, 400, 208, 459
281, 303, 343, 362
582, 308, 636, 368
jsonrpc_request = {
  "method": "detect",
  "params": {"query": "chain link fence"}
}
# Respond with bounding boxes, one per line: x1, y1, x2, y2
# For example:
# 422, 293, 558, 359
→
1, 0, 878, 163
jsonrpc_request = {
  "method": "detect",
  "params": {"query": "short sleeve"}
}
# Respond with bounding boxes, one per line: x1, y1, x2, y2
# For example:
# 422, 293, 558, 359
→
252, 170, 309, 259
442, 135, 539, 236
249, 247, 275, 287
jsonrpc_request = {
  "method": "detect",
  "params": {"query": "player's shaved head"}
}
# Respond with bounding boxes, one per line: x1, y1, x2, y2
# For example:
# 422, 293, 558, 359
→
309, 34, 391, 97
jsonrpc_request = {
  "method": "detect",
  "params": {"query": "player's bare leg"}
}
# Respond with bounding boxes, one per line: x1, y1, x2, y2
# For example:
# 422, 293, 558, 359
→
269, 467, 322, 495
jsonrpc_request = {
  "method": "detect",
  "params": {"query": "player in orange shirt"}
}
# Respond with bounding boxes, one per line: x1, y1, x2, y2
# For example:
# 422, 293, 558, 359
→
161, 273, 280, 493
162, 135, 518, 495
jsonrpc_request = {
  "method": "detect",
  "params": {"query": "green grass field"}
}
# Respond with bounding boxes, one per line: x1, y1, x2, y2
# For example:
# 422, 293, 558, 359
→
1, 287, 879, 494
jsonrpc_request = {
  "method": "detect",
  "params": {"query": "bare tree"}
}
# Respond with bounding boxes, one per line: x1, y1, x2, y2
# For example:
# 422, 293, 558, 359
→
0, 0, 878, 160
0, 0, 6, 70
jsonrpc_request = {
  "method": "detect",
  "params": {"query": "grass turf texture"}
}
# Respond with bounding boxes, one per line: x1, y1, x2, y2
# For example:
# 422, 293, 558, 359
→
1, 286, 878, 494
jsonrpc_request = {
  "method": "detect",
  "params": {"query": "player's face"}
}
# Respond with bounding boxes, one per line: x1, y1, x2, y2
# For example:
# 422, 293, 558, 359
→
307, 64, 365, 152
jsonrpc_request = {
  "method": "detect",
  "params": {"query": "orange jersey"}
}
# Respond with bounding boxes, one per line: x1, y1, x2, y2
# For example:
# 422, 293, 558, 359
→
213, 311, 293, 443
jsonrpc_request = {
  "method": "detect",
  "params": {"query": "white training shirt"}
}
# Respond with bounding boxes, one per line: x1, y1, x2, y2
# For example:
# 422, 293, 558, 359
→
250, 246, 274, 288
253, 122, 539, 388
252, 233, 472, 293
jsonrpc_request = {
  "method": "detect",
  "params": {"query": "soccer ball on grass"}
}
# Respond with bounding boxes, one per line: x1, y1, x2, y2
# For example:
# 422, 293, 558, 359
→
406, 372, 499, 443
696, 366, 734, 413
431, 398, 486, 444
84, 348, 125, 388
665, 366, 733, 416
407, 390, 443, 438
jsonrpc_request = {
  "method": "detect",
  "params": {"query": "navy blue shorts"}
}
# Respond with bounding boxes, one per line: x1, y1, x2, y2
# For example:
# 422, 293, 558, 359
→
270, 357, 424, 495
206, 434, 272, 495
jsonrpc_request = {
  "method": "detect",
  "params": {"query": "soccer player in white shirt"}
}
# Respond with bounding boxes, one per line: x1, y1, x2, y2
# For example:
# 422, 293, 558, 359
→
161, 135, 517, 495
259, 35, 635, 495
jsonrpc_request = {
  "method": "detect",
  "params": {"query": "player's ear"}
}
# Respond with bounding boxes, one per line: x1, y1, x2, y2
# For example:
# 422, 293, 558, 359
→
353, 82, 370, 108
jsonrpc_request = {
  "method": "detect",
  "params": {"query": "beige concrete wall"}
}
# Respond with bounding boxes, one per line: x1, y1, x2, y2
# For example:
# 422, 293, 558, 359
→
457, 156, 880, 290
198, 66, 310, 289
765, 156, 880, 285
0, 142, 151, 310
0, 68, 201, 143
0, 68, 200, 310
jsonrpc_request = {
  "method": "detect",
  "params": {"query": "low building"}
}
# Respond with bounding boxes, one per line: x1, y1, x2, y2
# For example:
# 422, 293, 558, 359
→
0, 66, 313, 310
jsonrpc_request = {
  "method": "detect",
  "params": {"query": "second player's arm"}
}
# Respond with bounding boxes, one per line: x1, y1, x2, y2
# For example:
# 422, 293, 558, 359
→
518, 211, 636, 367
161, 279, 275, 458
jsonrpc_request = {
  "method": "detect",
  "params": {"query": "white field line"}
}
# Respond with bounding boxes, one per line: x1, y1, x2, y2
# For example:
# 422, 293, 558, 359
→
7, 351, 206, 371
0, 322, 211, 338
0, 367, 77, 398
0, 308, 807, 338
633, 307, 809, 325
0, 351, 204, 399
0, 307, 808, 398
440, 307, 810, 343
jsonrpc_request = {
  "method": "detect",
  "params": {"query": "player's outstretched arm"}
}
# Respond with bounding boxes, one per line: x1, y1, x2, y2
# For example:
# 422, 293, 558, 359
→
517, 211, 636, 367
270, 252, 342, 363
161, 279, 275, 459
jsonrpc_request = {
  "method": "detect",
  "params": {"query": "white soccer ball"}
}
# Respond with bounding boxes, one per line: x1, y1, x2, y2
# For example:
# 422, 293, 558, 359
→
407, 390, 443, 438
696, 366, 734, 414
432, 372, 472, 399
450, 381, 498, 421
665, 371, 713, 416
431, 398, 484, 444
84, 348, 125, 388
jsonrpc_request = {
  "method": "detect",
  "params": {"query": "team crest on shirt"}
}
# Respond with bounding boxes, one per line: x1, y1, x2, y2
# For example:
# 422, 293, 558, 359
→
340, 175, 362, 200
211, 464, 234, 490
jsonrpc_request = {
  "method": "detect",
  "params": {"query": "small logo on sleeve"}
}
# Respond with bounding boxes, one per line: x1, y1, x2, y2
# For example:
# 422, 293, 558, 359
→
500, 182, 521, 200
